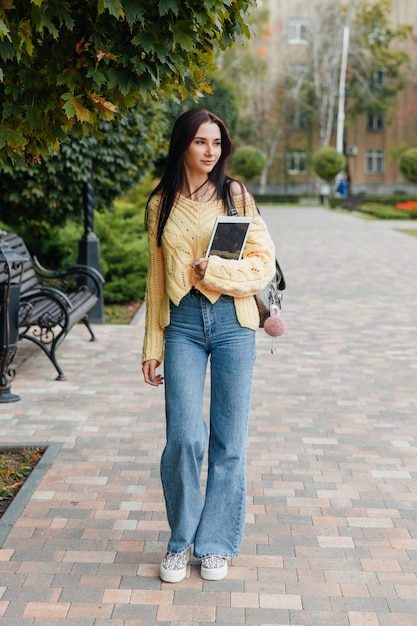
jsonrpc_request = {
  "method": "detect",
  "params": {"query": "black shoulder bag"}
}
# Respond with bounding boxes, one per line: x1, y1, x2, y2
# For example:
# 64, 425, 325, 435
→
226, 182, 286, 333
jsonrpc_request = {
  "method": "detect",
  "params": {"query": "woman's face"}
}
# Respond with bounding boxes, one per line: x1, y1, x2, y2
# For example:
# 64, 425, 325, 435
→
183, 121, 222, 177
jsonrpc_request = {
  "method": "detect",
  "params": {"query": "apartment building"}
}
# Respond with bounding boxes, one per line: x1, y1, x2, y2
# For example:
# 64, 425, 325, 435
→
257, 0, 417, 193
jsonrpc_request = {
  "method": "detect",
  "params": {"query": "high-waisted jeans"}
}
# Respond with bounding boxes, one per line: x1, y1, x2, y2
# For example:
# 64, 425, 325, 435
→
161, 290, 256, 559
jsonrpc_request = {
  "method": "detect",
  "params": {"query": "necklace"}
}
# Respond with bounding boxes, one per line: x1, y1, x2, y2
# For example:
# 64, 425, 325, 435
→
201, 187, 217, 203
186, 179, 209, 201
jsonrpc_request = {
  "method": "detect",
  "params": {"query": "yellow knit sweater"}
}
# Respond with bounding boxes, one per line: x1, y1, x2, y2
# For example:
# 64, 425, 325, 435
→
142, 191, 276, 364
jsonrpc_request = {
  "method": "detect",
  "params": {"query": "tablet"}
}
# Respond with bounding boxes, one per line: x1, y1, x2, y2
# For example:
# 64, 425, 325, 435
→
206, 216, 252, 260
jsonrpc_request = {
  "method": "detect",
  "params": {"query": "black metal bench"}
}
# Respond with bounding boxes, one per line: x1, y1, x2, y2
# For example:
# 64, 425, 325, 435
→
1, 232, 104, 381
341, 192, 365, 211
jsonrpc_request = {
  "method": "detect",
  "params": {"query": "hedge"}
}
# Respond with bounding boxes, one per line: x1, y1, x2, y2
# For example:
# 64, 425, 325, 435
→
253, 194, 300, 204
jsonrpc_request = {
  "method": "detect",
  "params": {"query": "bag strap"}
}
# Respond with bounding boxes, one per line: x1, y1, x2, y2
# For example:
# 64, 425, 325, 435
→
274, 259, 286, 292
225, 180, 239, 216
226, 181, 286, 292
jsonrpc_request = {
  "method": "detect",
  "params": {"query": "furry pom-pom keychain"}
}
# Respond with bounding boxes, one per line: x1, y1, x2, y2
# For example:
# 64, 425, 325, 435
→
264, 304, 286, 337
264, 304, 286, 354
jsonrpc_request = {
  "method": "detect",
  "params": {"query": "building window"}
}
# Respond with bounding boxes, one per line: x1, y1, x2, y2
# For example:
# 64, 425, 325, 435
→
289, 109, 308, 131
365, 149, 384, 174
288, 63, 309, 75
288, 19, 308, 44
287, 151, 307, 174
372, 68, 386, 88
367, 113, 384, 131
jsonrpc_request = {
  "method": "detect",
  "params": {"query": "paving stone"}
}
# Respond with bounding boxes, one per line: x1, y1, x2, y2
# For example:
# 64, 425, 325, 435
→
2, 208, 417, 624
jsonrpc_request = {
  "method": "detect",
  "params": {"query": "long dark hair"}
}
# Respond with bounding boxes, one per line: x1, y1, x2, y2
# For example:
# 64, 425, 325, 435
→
146, 108, 242, 246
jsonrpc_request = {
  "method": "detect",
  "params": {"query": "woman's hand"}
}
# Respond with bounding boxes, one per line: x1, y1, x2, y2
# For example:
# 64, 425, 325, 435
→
192, 257, 209, 281
142, 359, 164, 386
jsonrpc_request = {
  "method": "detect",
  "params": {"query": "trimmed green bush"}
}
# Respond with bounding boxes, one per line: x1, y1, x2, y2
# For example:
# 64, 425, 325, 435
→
95, 199, 148, 303
329, 200, 410, 219
399, 148, 417, 184
229, 145, 266, 181
357, 204, 410, 219
253, 194, 300, 204
329, 196, 342, 208
313, 147, 346, 182
363, 194, 416, 205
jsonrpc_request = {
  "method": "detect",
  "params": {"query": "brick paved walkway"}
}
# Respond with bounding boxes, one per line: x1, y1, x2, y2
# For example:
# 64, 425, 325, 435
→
0, 207, 416, 625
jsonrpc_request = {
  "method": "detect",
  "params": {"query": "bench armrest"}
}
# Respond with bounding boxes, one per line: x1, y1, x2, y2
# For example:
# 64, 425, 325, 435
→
18, 286, 72, 334
33, 257, 104, 296
21, 284, 73, 310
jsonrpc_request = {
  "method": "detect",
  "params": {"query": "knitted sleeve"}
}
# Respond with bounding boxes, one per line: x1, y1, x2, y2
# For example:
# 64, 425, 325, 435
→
142, 196, 166, 364
200, 193, 276, 296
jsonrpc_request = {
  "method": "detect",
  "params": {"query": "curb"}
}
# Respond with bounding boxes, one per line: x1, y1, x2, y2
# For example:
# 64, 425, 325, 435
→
0, 442, 62, 546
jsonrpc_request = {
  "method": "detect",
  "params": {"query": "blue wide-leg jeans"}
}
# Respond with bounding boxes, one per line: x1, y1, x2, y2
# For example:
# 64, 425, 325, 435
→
161, 291, 256, 559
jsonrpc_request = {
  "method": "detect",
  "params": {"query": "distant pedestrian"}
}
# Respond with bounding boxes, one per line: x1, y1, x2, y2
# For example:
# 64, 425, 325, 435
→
335, 172, 348, 197
319, 181, 330, 204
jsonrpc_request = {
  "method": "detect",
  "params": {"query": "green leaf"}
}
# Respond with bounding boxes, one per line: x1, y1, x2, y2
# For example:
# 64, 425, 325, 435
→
0, 18, 11, 41
30, 9, 59, 38
56, 69, 82, 91
86, 67, 107, 89
132, 31, 156, 53
120, 0, 145, 27
158, 0, 179, 17
54, 4, 74, 30
172, 22, 196, 52
98, 0, 124, 19
0, 124, 26, 151
2, 101, 22, 119
0, 38, 14, 60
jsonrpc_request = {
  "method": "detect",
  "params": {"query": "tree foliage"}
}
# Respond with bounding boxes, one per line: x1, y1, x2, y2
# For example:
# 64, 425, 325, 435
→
221, 0, 412, 188
299, 0, 411, 149
313, 147, 346, 182
0, 75, 241, 232
165, 75, 240, 139
229, 145, 266, 181
399, 148, 417, 184
346, 0, 411, 120
0, 0, 255, 163
0, 99, 169, 232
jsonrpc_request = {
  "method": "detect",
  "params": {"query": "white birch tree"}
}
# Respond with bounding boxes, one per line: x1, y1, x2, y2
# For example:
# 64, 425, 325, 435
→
299, 0, 410, 149
307, 2, 350, 149
216, 0, 410, 187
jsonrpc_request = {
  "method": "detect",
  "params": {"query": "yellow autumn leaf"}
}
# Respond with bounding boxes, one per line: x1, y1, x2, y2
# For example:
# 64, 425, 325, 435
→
96, 50, 117, 62
62, 93, 93, 123
73, 98, 93, 123
19, 19, 34, 56
87, 93, 117, 120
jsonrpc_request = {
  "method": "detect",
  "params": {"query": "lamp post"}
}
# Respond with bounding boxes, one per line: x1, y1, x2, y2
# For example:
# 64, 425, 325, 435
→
336, 26, 350, 155
0, 234, 28, 403
77, 172, 104, 323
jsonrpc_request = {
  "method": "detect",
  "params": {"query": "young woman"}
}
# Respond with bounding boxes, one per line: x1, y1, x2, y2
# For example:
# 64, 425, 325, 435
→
142, 108, 275, 583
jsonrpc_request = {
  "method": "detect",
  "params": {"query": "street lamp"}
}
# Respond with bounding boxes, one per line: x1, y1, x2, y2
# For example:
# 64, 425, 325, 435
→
77, 172, 104, 323
336, 26, 350, 155
0, 234, 28, 403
